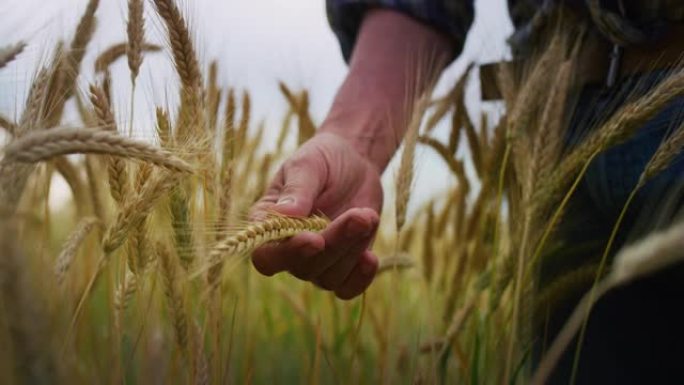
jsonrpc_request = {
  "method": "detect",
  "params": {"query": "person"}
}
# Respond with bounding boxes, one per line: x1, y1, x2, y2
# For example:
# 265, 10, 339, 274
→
250, 1, 684, 382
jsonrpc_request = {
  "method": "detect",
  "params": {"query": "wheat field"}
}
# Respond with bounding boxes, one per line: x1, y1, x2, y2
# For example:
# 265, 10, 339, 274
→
2, 1, 684, 384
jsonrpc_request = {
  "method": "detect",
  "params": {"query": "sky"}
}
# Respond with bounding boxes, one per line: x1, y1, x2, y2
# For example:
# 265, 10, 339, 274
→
0, 0, 513, 214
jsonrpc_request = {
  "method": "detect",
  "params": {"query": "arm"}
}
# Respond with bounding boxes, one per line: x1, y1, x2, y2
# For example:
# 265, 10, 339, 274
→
323, 8, 455, 171
250, 5, 471, 299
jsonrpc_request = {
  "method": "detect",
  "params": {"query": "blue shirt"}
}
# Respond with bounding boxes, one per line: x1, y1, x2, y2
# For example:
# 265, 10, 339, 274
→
326, 0, 684, 62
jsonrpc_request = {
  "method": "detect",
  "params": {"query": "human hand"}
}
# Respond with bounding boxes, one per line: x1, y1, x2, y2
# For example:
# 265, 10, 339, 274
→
250, 132, 383, 300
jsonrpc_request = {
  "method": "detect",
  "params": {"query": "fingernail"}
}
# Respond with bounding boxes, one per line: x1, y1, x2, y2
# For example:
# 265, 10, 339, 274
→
276, 196, 295, 206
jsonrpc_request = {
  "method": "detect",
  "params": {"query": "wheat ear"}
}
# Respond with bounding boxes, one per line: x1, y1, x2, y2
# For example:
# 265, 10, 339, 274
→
152, 0, 202, 91
638, 119, 684, 188
157, 243, 189, 354
103, 171, 178, 254
89, 84, 130, 204
43, 0, 100, 127
4, 126, 194, 174
114, 269, 138, 314
53, 217, 100, 284
126, 0, 145, 83
94, 42, 161, 73
543, 67, 684, 204
152, 0, 203, 136
208, 214, 329, 284
0, 41, 26, 69
395, 94, 430, 233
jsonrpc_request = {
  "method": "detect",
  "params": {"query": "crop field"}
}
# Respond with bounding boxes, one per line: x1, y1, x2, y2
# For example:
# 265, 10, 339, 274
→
1, 1, 684, 384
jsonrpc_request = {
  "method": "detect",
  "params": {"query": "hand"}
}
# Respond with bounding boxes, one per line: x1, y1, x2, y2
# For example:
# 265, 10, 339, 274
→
250, 8, 452, 300
250, 132, 383, 300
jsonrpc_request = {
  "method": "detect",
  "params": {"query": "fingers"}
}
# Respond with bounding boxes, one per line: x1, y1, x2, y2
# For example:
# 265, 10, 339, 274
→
250, 207, 380, 299
334, 250, 378, 300
251, 232, 324, 276
294, 207, 377, 280
251, 156, 326, 221
311, 213, 377, 289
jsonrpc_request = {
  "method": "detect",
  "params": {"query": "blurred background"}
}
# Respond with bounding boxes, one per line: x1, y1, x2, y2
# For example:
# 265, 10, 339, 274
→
0, 0, 512, 216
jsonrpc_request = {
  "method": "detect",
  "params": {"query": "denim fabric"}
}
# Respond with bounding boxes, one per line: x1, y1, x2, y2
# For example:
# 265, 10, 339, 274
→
326, 0, 684, 63
569, 71, 684, 221
539, 71, 684, 384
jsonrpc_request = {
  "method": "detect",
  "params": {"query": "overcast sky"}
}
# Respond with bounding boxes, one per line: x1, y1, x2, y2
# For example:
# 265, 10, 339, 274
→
1, 0, 513, 213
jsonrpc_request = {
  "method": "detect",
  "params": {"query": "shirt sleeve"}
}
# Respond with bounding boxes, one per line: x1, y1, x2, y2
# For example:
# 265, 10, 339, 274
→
326, 0, 475, 62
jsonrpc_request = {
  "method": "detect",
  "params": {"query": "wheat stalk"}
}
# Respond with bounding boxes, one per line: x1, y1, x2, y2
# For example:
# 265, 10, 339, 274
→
89, 84, 130, 204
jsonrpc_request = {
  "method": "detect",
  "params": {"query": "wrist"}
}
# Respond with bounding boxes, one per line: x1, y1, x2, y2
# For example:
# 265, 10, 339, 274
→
321, 8, 453, 172
320, 109, 396, 172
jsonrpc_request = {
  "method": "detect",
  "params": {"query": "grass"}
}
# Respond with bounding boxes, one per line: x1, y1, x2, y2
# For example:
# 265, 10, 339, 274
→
2, 2, 684, 384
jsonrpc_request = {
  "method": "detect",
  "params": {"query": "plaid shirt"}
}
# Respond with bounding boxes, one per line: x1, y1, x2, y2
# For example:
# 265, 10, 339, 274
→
327, 0, 684, 61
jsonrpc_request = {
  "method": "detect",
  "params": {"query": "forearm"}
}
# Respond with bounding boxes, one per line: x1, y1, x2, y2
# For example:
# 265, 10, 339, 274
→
321, 8, 453, 171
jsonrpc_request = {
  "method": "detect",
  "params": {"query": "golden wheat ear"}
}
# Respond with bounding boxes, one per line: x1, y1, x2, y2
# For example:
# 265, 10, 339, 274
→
206, 214, 330, 285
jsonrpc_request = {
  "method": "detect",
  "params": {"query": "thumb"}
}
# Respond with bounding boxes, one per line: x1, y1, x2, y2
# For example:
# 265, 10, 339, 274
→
272, 161, 324, 217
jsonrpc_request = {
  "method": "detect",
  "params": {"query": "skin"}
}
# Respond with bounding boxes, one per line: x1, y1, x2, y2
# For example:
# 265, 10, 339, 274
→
251, 8, 454, 299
